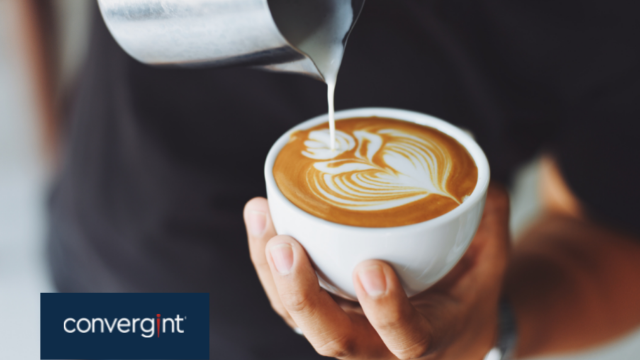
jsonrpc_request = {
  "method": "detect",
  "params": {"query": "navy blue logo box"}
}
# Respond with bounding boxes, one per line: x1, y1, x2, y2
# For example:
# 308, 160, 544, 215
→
41, 293, 209, 359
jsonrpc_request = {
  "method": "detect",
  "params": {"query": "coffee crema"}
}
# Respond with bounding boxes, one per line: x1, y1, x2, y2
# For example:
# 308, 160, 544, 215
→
273, 117, 478, 227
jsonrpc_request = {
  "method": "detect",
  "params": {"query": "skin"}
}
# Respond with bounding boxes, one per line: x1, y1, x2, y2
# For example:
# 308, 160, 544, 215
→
246, 185, 509, 360
245, 157, 640, 359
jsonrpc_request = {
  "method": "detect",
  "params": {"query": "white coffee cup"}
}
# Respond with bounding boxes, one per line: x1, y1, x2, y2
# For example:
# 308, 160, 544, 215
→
265, 108, 490, 300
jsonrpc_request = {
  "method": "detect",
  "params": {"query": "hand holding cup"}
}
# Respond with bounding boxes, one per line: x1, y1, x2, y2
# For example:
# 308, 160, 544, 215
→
244, 185, 510, 359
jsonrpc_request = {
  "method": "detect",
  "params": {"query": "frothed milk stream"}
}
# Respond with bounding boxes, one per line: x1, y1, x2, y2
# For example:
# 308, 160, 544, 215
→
269, 0, 355, 149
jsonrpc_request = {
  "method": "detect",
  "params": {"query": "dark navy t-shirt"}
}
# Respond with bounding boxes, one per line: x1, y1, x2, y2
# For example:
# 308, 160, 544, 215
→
48, 1, 640, 358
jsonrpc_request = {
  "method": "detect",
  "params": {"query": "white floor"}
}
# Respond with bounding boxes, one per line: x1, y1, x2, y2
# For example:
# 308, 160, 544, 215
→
0, 1, 639, 359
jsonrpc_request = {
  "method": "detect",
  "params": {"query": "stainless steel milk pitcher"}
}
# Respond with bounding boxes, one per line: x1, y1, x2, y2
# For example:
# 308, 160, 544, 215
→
97, 0, 365, 81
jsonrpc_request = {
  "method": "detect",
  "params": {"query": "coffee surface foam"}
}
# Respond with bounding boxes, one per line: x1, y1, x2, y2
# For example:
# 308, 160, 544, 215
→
274, 117, 478, 227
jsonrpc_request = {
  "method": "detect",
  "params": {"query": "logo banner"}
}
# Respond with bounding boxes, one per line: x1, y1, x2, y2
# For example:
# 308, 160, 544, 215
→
41, 293, 209, 359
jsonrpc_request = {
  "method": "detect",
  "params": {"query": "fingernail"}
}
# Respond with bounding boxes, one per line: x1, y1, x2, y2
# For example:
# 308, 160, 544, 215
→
358, 265, 386, 297
270, 243, 293, 275
247, 210, 267, 237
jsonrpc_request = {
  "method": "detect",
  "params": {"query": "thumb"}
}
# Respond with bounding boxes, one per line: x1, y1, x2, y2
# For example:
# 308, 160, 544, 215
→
473, 183, 511, 276
354, 260, 433, 360
477, 183, 511, 246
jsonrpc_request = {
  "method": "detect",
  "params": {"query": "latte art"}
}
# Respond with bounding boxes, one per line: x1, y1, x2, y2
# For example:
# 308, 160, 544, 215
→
274, 117, 478, 227
306, 128, 460, 211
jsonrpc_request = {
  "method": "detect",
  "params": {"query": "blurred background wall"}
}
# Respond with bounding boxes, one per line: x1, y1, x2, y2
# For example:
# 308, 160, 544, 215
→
0, 1, 638, 359
0, 0, 90, 358
0, 1, 50, 357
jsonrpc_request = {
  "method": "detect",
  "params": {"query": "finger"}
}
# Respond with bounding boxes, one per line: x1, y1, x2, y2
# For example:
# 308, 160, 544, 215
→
244, 197, 294, 326
354, 260, 433, 360
473, 183, 511, 275
266, 235, 358, 358
477, 183, 510, 247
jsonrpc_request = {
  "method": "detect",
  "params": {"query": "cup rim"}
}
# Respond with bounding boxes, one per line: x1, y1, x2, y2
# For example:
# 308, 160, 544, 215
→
265, 107, 491, 232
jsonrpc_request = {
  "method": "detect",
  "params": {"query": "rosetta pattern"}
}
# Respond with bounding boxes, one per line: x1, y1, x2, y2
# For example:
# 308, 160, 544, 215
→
302, 128, 460, 211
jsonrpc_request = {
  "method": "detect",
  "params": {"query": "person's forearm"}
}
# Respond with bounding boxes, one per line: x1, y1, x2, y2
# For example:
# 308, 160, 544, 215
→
505, 213, 640, 358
